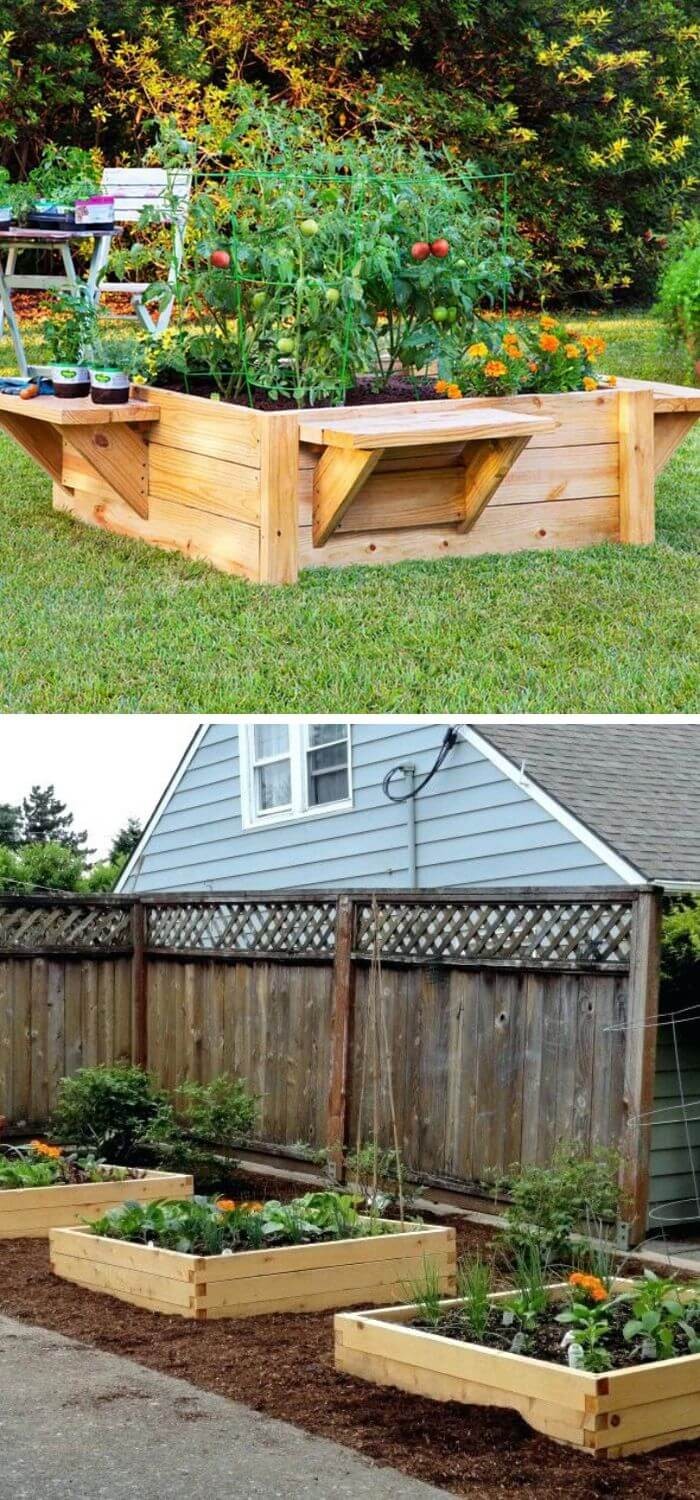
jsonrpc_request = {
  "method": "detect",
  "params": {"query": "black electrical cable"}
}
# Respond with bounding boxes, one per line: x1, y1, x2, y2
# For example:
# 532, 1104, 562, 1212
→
382, 725, 461, 803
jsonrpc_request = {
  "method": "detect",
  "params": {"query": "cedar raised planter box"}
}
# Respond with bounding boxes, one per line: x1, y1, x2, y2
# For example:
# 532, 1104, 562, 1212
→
0, 377, 697, 583
50, 1218, 456, 1319
335, 1282, 700, 1460
0, 1168, 193, 1239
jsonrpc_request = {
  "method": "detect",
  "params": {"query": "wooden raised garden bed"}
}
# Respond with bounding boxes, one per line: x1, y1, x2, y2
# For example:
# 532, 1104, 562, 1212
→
334, 1282, 700, 1460
50, 1218, 456, 1318
0, 1168, 192, 1239
1, 377, 698, 583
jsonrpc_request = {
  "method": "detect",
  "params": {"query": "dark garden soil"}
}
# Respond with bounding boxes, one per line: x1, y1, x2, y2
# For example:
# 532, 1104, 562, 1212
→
152, 371, 442, 410
1, 1209, 699, 1500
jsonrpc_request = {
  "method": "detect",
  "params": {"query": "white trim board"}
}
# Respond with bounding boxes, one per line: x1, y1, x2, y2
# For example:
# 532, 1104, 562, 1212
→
459, 725, 646, 886
115, 723, 207, 890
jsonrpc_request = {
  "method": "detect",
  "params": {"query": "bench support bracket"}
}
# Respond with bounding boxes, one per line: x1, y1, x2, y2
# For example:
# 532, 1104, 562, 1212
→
457, 435, 530, 534
63, 423, 149, 519
313, 445, 382, 547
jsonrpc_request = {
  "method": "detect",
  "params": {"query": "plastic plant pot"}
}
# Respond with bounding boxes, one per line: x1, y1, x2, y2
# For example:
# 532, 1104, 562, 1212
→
74, 196, 115, 231
27, 201, 76, 231
89, 368, 130, 405
51, 365, 90, 399
0, 206, 13, 229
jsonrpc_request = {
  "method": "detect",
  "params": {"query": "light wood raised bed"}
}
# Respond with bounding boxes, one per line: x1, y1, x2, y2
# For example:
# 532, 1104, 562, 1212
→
0, 1168, 192, 1239
50, 1218, 455, 1318
335, 1280, 700, 1460
0, 377, 697, 583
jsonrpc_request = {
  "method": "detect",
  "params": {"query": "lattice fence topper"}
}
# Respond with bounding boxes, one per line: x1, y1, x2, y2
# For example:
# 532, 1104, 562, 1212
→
147, 900, 337, 957
355, 898, 634, 969
0, 903, 133, 951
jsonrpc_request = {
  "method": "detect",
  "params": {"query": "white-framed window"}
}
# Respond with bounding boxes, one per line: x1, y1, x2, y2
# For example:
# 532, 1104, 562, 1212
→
241, 723, 352, 829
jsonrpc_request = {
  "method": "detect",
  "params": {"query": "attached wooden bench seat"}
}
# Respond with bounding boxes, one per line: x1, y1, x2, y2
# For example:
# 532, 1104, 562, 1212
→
0, 392, 159, 518
301, 404, 558, 546
612, 376, 700, 477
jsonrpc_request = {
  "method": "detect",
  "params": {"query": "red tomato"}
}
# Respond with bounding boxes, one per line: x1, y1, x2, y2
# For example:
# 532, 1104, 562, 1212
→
410, 241, 431, 261
430, 238, 450, 258
210, 249, 231, 269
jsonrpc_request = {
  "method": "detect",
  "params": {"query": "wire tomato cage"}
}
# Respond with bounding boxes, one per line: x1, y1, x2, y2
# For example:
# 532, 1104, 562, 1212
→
174, 162, 517, 408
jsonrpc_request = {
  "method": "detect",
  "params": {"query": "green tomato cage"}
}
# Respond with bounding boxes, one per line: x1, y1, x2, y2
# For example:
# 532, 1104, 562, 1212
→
174, 164, 516, 407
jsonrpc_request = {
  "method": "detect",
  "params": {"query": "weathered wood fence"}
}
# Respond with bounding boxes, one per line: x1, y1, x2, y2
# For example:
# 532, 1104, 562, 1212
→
0, 888, 661, 1241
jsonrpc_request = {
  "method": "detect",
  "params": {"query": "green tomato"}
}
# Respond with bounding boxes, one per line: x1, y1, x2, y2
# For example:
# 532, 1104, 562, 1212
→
276, 336, 295, 355
325, 287, 341, 305
455, 258, 467, 268
433, 305, 449, 323
446, 306, 458, 324
299, 218, 320, 237
252, 291, 266, 310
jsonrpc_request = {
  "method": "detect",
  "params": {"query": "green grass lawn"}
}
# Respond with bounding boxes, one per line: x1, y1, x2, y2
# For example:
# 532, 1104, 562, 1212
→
0, 312, 697, 712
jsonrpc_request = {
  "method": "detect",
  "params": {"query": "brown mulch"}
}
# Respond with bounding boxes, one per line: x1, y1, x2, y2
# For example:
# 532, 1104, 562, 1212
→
1, 1216, 699, 1500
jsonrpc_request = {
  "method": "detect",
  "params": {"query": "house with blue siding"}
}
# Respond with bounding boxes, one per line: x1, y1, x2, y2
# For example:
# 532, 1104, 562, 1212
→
118, 719, 700, 1232
117, 721, 700, 896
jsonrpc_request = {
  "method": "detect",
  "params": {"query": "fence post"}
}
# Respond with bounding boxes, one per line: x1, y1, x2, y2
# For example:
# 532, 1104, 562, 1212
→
327, 896, 356, 1180
131, 900, 148, 1070
621, 889, 662, 1246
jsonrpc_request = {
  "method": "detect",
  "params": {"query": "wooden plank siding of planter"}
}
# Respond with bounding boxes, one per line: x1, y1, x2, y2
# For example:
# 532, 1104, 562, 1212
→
24, 375, 695, 582
335, 1282, 700, 1459
0, 1169, 192, 1239
50, 1219, 456, 1319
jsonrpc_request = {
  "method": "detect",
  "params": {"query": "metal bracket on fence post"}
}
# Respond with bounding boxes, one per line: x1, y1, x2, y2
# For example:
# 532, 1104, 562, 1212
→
327, 896, 356, 1182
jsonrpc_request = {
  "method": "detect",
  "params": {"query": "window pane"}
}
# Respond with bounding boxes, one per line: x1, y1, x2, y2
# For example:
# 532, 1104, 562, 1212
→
308, 724, 346, 748
309, 768, 348, 806
254, 724, 289, 760
256, 760, 292, 812
308, 741, 347, 772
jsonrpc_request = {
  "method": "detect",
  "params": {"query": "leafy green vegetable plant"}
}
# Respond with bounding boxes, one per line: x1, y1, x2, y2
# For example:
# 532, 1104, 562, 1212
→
42, 288, 98, 365
87, 1188, 385, 1256
620, 1271, 700, 1362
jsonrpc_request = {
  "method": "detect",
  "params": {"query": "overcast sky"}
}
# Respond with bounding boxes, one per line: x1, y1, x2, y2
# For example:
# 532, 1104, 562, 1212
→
0, 716, 199, 858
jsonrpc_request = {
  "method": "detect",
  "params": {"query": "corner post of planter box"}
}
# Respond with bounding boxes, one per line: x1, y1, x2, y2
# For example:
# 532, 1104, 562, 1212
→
327, 896, 356, 1180
131, 899, 148, 1069
618, 386, 655, 544
621, 888, 662, 1245
258, 413, 299, 584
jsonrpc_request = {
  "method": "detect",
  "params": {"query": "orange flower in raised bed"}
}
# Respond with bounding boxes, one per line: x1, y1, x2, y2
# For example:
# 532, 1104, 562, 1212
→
581, 335, 606, 357
434, 379, 449, 394
467, 342, 488, 358
565, 343, 581, 358
216, 1198, 236, 1213
539, 314, 557, 330
528, 360, 539, 373
484, 360, 507, 378
539, 333, 560, 353
583, 376, 598, 391
503, 335, 523, 360
607, 375, 617, 387
30, 1139, 62, 1159
568, 1271, 608, 1301
240, 1201, 264, 1212
446, 383, 463, 398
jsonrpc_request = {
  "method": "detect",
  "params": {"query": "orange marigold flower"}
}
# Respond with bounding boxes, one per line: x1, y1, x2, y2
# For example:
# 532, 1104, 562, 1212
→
434, 379, 449, 395
564, 343, 581, 358
484, 360, 507, 378
581, 335, 606, 356
216, 1198, 236, 1213
568, 1271, 607, 1301
539, 314, 557, 330
467, 342, 488, 358
582, 376, 598, 391
539, 333, 560, 353
30, 1139, 62, 1159
528, 360, 539, 373
607, 374, 617, 387
241, 1201, 263, 1212
446, 383, 463, 398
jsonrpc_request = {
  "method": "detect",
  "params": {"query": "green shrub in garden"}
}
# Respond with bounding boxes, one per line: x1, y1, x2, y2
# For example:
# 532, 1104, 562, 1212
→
493, 1143, 623, 1266
51, 1064, 166, 1162
657, 232, 700, 369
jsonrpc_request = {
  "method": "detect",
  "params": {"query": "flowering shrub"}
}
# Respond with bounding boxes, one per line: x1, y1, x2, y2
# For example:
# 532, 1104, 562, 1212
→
437, 315, 615, 399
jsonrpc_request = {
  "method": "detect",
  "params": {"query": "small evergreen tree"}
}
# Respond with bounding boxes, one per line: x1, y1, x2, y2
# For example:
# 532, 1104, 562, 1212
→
108, 817, 143, 863
0, 803, 22, 849
21, 784, 90, 854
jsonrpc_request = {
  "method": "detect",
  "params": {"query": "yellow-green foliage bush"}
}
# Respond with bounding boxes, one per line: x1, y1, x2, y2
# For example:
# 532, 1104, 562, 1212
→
0, 1, 697, 300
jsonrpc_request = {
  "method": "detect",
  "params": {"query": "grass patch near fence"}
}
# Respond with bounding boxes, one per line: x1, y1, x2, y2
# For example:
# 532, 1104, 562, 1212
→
0, 312, 697, 712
